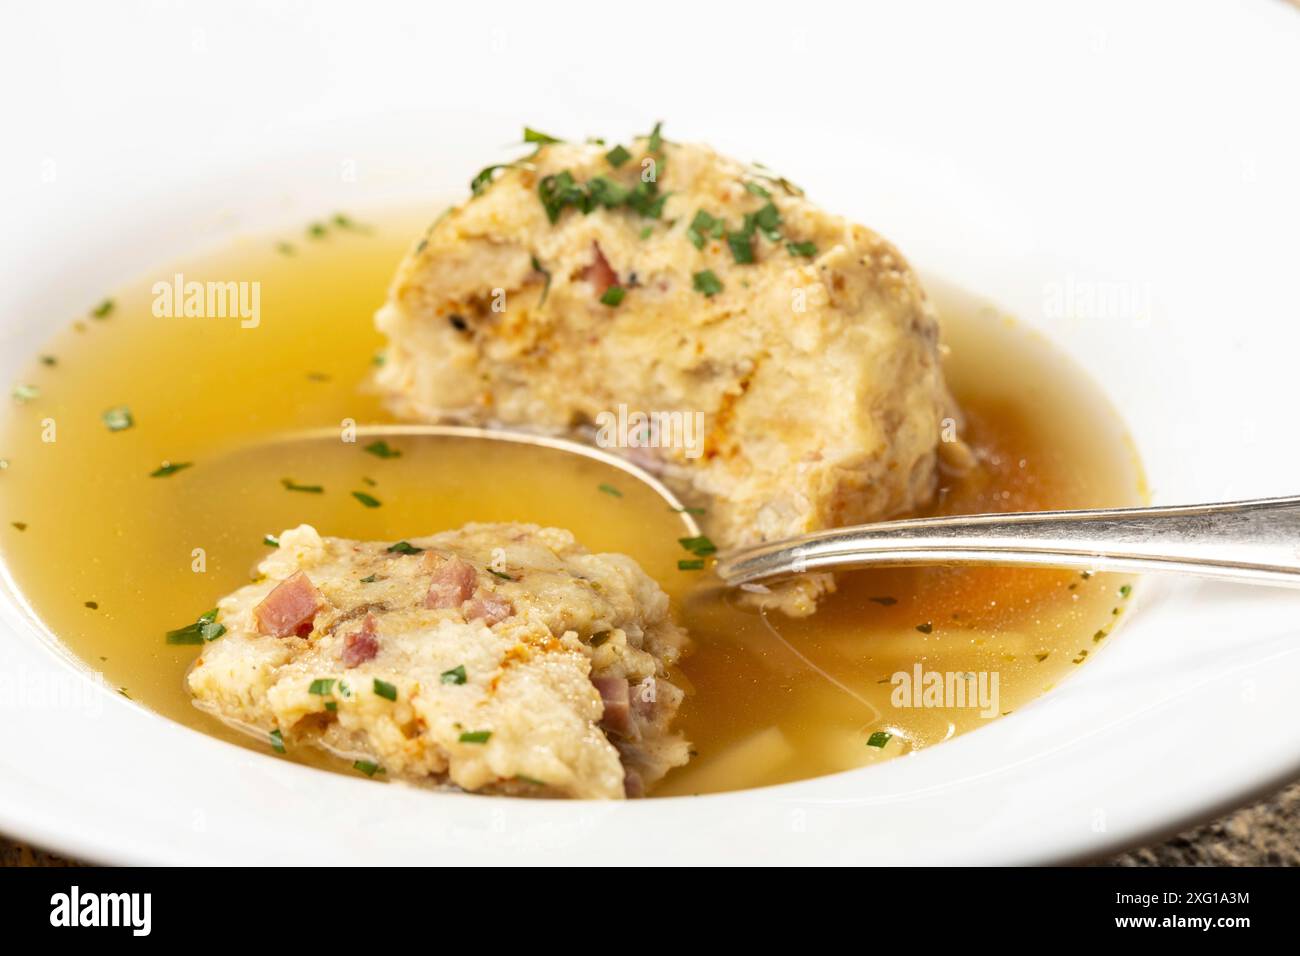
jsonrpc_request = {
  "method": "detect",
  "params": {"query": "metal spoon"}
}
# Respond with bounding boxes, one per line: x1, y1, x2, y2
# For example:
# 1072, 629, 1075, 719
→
280, 427, 1300, 590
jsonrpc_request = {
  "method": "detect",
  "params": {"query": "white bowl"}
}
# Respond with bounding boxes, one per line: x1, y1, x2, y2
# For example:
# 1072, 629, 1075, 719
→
2, 0, 1299, 864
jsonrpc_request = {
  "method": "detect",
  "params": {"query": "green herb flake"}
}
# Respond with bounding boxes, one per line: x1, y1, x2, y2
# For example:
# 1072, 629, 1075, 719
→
91, 299, 115, 319
600, 285, 626, 307
588, 176, 630, 208
165, 608, 223, 645
281, 478, 324, 494
11, 384, 39, 404
915, 622, 934, 634
867, 731, 892, 749
678, 535, 717, 556
101, 405, 134, 432
743, 181, 772, 198
488, 568, 515, 581
441, 665, 468, 685
40, 355, 57, 366
307, 222, 328, 239
727, 231, 754, 264
471, 164, 508, 196
386, 540, 424, 555
786, 240, 817, 257
150, 460, 192, 478
531, 255, 552, 306
639, 226, 653, 240
605, 144, 632, 167
523, 127, 563, 145
597, 482, 623, 498
269, 729, 285, 753
458, 730, 492, 744
870, 596, 898, 606
360, 574, 380, 584
753, 201, 781, 239
263, 534, 280, 548
308, 678, 337, 696
353, 760, 382, 777
693, 270, 724, 297
363, 440, 401, 459
373, 679, 398, 701
352, 491, 382, 508
1119, 584, 1132, 598
678, 559, 705, 571
646, 121, 664, 153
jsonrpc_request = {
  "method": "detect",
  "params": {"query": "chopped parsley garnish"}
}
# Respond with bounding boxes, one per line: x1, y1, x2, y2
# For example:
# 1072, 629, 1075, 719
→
678, 559, 705, 571
458, 730, 492, 744
639, 226, 653, 240
360, 573, 380, 583
269, 729, 285, 753
91, 299, 115, 318
786, 240, 817, 257
600, 285, 626, 306
40, 355, 57, 366
441, 665, 468, 685
693, 270, 723, 296
353, 760, 382, 777
588, 176, 630, 207
352, 491, 381, 508
101, 405, 134, 432
307, 221, 328, 239
752, 201, 781, 239
866, 731, 892, 749
332, 213, 368, 232
523, 127, 562, 145
687, 209, 725, 248
727, 230, 754, 264
646, 121, 664, 153
488, 568, 515, 581
308, 678, 337, 696
263, 533, 280, 547
281, 478, 324, 493
678, 535, 717, 556
150, 461, 192, 478
605, 144, 632, 167
597, 482, 623, 497
1119, 584, 1132, 598
743, 181, 772, 198
373, 679, 398, 701
538, 170, 588, 222
470, 164, 510, 196
165, 608, 224, 645
531, 255, 552, 306
386, 540, 424, 555
539, 169, 666, 223
363, 440, 401, 459
915, 622, 933, 634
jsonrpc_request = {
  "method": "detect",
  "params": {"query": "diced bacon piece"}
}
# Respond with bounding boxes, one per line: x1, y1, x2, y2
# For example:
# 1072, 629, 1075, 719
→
465, 592, 513, 626
580, 241, 618, 295
340, 614, 379, 668
423, 553, 477, 609
254, 571, 321, 638
592, 676, 632, 737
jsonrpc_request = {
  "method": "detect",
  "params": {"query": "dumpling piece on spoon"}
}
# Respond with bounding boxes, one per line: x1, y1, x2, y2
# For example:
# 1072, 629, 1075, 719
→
187, 523, 689, 798
375, 128, 964, 614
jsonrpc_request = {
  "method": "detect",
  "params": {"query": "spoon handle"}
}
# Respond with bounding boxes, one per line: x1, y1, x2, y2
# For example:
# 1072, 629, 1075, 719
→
714, 496, 1300, 587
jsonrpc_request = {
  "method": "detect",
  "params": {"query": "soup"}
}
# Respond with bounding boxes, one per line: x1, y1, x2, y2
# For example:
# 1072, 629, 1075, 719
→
0, 211, 1144, 794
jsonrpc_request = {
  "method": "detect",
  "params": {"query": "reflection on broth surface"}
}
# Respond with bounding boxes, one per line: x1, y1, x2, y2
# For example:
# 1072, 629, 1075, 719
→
0, 213, 1143, 795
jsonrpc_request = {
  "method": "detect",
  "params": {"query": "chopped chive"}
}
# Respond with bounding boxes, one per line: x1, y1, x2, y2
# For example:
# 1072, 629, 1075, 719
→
598, 482, 623, 497
150, 460, 192, 478
692, 270, 723, 296
743, 181, 772, 198
373, 679, 398, 701
866, 731, 892, 749
269, 729, 285, 753
915, 622, 933, 634
199, 621, 226, 641
786, 240, 817, 257
458, 730, 492, 744
678, 559, 705, 571
363, 440, 401, 459
727, 231, 754, 264
530, 255, 552, 306
600, 285, 626, 306
386, 540, 424, 555
605, 144, 632, 167
488, 568, 515, 581
164, 628, 203, 645
352, 491, 381, 508
646, 121, 663, 153
359, 573, 380, 583
308, 678, 337, 696
441, 665, 468, 685
353, 759, 382, 777
101, 405, 134, 432
523, 127, 562, 145
678, 535, 717, 556
91, 299, 115, 318
281, 478, 323, 493
263, 533, 280, 547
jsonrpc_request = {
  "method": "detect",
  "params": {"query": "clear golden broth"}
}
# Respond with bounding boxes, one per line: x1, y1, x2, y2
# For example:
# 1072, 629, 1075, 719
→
0, 212, 1144, 795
